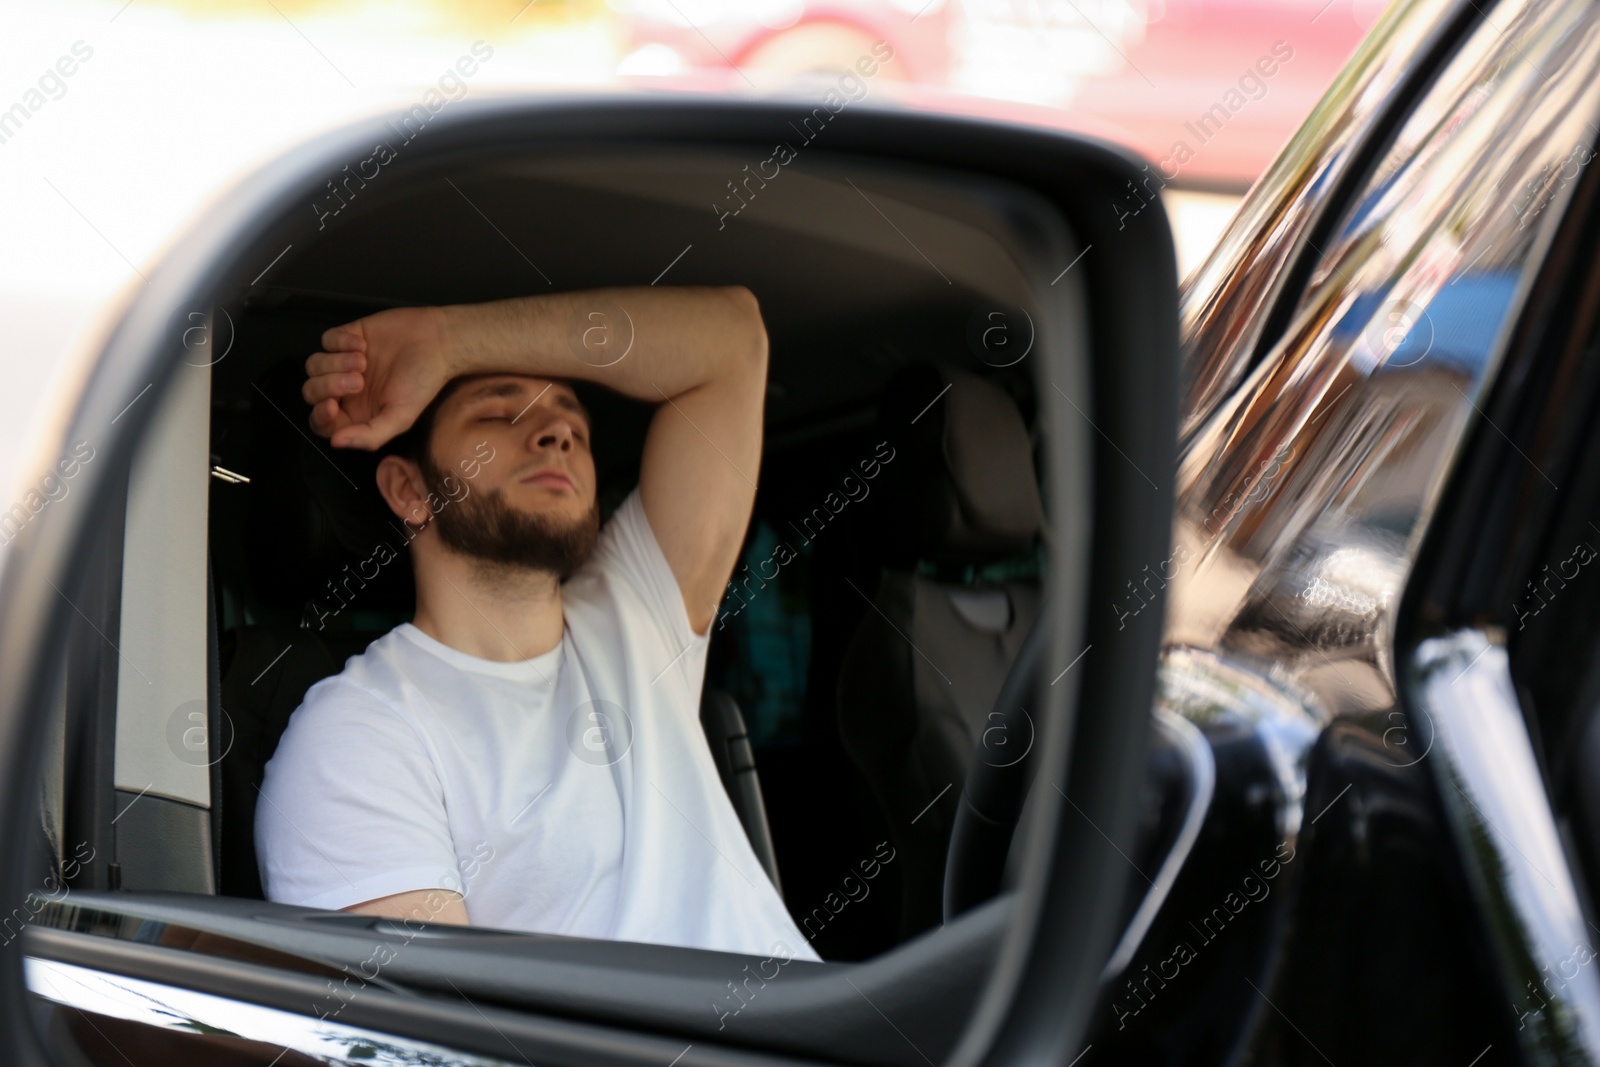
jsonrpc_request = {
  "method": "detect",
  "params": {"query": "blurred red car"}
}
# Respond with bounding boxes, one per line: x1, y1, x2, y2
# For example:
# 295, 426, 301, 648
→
613, 0, 1377, 187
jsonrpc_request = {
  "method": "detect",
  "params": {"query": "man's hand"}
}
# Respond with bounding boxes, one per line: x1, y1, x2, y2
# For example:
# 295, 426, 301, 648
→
304, 305, 455, 450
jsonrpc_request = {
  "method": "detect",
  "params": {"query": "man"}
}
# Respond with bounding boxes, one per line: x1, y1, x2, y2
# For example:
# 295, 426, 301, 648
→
256, 286, 818, 961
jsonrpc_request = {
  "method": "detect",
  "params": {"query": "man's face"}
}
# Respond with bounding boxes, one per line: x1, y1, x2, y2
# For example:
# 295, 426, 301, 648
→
419, 374, 601, 578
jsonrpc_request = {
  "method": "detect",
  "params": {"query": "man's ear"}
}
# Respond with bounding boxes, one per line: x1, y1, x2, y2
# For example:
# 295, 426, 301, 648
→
377, 455, 432, 529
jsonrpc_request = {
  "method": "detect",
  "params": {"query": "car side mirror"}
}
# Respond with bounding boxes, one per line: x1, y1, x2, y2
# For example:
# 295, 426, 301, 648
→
0, 95, 1178, 1067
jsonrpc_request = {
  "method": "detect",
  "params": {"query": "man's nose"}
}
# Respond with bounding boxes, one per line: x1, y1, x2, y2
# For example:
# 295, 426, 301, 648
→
527, 415, 574, 452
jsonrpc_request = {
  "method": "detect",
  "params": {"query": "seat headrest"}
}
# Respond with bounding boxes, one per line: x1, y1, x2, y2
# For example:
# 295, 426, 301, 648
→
868, 362, 1043, 566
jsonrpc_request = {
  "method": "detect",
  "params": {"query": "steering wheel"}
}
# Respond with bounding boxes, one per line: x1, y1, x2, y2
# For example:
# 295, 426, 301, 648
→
943, 609, 1050, 921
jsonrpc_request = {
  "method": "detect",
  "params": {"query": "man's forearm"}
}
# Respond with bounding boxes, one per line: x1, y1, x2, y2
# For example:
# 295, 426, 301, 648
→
437, 286, 767, 400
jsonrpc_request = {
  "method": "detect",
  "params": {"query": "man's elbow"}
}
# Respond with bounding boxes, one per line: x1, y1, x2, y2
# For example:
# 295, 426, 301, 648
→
721, 285, 769, 372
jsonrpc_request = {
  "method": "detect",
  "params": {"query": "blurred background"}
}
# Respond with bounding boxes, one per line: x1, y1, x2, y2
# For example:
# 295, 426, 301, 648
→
0, 0, 1377, 487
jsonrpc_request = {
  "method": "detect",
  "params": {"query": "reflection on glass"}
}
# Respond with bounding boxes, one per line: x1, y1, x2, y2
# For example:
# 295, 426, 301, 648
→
1179, 0, 1462, 438
1166, 1, 1600, 1061
1172, 0, 1600, 699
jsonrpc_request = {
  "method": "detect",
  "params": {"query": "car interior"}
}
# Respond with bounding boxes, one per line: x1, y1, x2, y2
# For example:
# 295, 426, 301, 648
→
27, 141, 1196, 1062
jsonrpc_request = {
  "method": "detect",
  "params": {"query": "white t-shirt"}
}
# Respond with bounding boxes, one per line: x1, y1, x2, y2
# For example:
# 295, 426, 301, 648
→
256, 488, 818, 961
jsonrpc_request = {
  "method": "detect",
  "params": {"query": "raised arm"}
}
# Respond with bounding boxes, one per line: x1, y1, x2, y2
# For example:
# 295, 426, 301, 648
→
302, 286, 768, 634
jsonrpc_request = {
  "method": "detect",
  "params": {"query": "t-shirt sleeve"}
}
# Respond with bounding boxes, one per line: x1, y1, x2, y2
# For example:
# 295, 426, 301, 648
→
583, 487, 711, 652
255, 681, 463, 912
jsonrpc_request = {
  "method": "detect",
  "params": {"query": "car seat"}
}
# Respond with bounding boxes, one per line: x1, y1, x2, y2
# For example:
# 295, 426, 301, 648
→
836, 361, 1044, 939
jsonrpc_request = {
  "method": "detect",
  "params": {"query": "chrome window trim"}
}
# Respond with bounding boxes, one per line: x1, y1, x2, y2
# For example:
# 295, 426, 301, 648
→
1409, 632, 1600, 1060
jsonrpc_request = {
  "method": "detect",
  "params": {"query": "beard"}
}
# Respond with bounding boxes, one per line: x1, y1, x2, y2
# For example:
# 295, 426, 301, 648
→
419, 452, 600, 581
